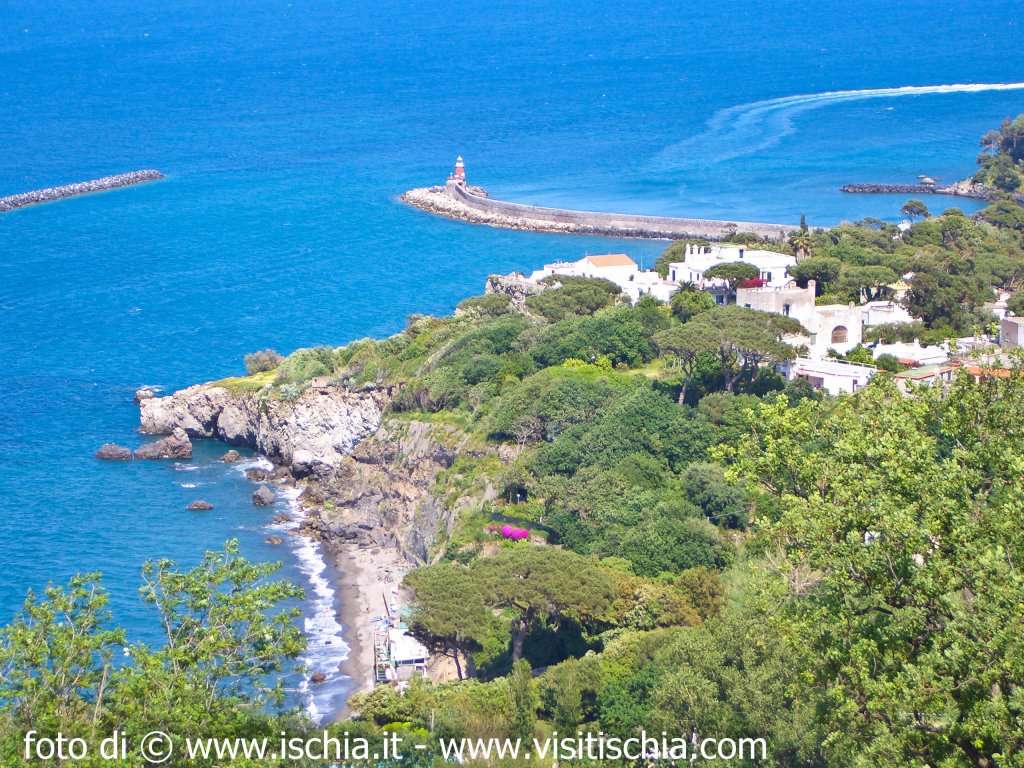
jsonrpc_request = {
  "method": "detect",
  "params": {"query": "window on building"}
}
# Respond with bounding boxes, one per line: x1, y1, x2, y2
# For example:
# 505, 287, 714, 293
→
716, 295, 725, 305
831, 326, 849, 344
783, 303, 791, 316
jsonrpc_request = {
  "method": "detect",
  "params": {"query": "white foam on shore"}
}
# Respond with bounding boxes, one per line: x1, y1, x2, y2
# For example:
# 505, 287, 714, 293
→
273, 486, 350, 724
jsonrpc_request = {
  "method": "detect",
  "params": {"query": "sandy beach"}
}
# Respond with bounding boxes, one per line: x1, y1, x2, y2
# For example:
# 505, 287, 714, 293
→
331, 542, 411, 718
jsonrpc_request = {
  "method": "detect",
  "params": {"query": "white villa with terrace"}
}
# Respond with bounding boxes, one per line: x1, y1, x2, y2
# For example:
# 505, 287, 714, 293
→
529, 253, 675, 303
666, 243, 796, 304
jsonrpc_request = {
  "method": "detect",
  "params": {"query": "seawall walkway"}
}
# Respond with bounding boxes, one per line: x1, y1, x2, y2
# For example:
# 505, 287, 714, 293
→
402, 183, 800, 241
0, 170, 165, 213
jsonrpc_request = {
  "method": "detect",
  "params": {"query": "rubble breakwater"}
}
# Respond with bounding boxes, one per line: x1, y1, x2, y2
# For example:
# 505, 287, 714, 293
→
0, 170, 164, 212
403, 183, 803, 241
840, 180, 992, 200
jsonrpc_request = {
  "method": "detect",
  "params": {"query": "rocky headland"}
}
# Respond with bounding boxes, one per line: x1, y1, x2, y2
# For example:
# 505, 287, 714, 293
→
135, 379, 500, 699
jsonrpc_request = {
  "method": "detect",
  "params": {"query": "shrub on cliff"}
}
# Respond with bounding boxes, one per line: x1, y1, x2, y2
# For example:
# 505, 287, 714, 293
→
525, 276, 621, 322
456, 293, 512, 317
243, 348, 284, 375
274, 346, 341, 385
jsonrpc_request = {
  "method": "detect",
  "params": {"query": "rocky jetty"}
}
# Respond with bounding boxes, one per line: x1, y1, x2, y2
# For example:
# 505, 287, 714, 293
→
133, 427, 193, 460
0, 170, 164, 213
840, 179, 992, 200
139, 383, 388, 475
96, 443, 133, 461
402, 184, 801, 241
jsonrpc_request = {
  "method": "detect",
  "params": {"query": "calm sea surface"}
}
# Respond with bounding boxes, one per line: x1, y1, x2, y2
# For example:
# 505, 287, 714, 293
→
1, 0, 1022, 715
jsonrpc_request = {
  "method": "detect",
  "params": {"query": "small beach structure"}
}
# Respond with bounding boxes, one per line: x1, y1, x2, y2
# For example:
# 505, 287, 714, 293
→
372, 592, 429, 685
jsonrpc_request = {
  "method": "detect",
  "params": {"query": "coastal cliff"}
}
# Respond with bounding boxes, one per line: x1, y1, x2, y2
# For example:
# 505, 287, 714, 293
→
138, 383, 487, 560
139, 383, 388, 477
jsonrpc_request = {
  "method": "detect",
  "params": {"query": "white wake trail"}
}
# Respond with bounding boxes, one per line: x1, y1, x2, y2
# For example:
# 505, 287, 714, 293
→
652, 82, 1024, 170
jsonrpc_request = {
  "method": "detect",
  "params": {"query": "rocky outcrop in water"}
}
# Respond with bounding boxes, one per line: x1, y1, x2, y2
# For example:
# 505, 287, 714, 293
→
0, 170, 164, 213
133, 427, 193, 460
139, 383, 388, 474
253, 485, 276, 506
96, 443, 133, 461
188, 500, 214, 511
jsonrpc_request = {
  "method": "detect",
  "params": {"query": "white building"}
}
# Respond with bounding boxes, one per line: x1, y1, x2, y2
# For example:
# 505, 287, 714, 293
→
870, 340, 949, 367
862, 300, 913, 327
735, 281, 863, 358
666, 243, 796, 304
529, 253, 675, 303
778, 357, 878, 396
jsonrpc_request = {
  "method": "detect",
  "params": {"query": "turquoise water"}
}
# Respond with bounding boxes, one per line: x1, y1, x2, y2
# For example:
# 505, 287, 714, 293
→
2, 0, 1022, 716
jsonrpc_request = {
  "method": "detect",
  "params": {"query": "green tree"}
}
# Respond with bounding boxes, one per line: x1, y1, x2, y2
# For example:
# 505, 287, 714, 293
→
471, 548, 616, 663
113, 541, 305, 735
704, 262, 761, 301
508, 659, 538, 740
900, 199, 930, 223
0, 575, 124, 739
788, 257, 842, 295
655, 324, 716, 403
687, 306, 805, 391
669, 287, 716, 323
405, 563, 489, 679
726, 375, 1024, 765
525, 277, 621, 322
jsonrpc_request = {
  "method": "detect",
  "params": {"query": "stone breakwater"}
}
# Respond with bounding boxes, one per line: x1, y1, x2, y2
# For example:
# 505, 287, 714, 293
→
840, 179, 992, 200
0, 170, 164, 212
402, 183, 801, 241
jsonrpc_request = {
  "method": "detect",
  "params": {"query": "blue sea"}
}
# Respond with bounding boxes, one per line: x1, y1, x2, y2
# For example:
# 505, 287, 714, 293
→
2, 0, 1022, 718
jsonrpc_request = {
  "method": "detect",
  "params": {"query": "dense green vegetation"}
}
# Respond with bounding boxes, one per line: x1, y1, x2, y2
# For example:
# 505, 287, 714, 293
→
976, 115, 1024, 193
4, 119, 1024, 767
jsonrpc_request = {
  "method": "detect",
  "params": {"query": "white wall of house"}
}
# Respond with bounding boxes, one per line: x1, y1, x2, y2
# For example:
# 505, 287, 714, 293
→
735, 281, 863, 357
778, 358, 877, 396
666, 243, 796, 288
863, 300, 914, 327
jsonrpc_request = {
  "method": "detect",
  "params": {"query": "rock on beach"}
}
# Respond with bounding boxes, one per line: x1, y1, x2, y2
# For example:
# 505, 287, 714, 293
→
253, 485, 276, 506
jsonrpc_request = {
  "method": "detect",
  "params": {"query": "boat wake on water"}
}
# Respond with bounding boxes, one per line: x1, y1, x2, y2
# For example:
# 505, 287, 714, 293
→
651, 82, 1024, 171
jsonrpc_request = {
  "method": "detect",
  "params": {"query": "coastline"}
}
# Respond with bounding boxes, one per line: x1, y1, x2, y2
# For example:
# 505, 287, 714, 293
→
331, 540, 410, 718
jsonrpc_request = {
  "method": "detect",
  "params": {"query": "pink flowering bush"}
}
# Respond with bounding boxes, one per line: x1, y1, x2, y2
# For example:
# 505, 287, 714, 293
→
499, 525, 530, 541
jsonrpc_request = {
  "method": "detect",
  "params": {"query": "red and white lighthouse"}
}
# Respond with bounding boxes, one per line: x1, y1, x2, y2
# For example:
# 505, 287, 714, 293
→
452, 155, 466, 185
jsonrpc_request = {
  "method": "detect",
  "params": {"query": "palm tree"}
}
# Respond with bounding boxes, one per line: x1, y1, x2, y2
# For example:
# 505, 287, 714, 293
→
790, 231, 813, 261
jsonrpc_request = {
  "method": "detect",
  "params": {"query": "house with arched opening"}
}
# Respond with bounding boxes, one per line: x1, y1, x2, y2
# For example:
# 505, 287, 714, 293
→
735, 280, 863, 357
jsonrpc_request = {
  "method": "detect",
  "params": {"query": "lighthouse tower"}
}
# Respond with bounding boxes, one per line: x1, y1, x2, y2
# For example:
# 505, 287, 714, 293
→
451, 156, 466, 186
